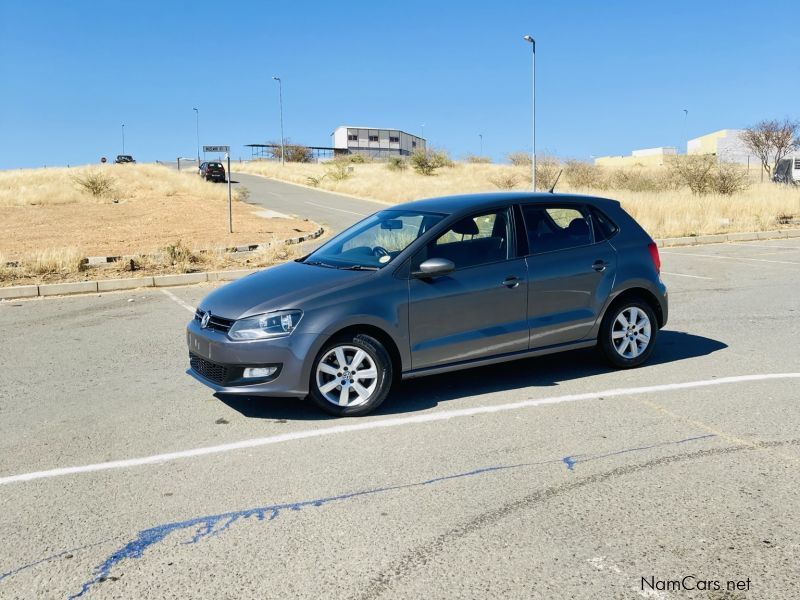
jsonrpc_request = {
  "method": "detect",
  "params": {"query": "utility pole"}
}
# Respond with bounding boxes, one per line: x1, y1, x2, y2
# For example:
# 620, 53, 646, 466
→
272, 76, 285, 165
193, 107, 200, 165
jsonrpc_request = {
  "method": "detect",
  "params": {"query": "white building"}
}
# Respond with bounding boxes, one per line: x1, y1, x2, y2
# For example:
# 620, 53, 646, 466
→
331, 126, 426, 158
687, 129, 755, 165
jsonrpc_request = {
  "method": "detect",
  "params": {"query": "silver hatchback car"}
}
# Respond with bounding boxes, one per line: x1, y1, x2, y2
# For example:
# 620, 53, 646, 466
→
187, 193, 667, 416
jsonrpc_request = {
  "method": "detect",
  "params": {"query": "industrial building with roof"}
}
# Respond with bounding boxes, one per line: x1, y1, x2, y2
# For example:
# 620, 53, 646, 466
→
593, 129, 758, 168
331, 126, 426, 158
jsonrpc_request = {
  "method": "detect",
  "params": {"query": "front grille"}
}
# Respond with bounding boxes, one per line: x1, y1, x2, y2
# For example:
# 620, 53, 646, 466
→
190, 353, 229, 385
194, 309, 235, 333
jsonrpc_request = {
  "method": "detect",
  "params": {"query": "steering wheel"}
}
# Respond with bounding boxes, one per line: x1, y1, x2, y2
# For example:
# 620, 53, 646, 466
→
372, 246, 390, 257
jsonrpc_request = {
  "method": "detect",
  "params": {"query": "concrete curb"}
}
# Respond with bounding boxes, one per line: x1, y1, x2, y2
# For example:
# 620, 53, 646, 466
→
82, 226, 324, 266
654, 228, 799, 247
2, 227, 798, 301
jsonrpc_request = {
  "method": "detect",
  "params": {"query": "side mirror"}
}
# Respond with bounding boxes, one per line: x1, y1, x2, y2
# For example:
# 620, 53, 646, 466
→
412, 257, 455, 279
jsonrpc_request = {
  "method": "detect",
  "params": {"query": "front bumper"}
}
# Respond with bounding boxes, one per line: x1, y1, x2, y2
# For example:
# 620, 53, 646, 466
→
186, 319, 321, 397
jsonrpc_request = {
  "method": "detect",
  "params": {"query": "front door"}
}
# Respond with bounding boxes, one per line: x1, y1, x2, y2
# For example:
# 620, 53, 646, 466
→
408, 208, 529, 370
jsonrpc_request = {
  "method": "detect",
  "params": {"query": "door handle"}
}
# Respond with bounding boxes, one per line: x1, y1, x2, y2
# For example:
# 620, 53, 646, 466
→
501, 276, 521, 288
592, 260, 608, 272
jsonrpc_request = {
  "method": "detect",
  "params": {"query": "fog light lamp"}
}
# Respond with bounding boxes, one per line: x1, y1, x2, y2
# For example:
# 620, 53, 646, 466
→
243, 366, 278, 379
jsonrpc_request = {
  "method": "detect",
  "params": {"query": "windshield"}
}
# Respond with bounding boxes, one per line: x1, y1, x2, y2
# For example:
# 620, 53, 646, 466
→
303, 210, 445, 269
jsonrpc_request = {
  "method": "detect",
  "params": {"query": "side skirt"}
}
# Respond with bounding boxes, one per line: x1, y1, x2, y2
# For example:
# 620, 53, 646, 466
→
400, 339, 598, 380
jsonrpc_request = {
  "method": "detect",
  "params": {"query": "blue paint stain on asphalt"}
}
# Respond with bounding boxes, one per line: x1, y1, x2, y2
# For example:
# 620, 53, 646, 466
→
0, 433, 716, 598
559, 434, 716, 471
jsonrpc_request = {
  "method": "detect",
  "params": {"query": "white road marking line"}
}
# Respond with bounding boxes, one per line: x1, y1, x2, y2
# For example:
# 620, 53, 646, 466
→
661, 251, 800, 266
660, 271, 713, 280
305, 201, 367, 216
1, 373, 798, 487
160, 289, 196, 314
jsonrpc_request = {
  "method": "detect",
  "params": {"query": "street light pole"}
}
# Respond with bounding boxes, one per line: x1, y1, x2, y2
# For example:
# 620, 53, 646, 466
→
193, 107, 200, 165
479, 133, 483, 155
121, 123, 125, 155
523, 34, 536, 191
272, 76, 285, 166
682, 109, 689, 153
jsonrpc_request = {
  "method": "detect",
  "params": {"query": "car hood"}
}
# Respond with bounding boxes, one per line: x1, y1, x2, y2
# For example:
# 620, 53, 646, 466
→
198, 261, 374, 319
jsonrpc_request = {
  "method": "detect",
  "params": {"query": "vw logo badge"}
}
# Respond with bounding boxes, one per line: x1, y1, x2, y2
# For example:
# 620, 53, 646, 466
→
200, 311, 211, 329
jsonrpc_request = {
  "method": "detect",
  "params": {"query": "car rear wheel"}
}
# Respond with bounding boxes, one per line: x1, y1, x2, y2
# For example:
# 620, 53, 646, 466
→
599, 299, 658, 368
308, 334, 393, 417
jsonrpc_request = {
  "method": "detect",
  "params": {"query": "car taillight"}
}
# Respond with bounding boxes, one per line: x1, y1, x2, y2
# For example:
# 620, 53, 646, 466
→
648, 242, 661, 273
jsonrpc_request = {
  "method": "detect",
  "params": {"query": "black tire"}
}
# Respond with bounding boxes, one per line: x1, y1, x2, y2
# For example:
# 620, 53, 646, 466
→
598, 298, 658, 368
307, 333, 393, 417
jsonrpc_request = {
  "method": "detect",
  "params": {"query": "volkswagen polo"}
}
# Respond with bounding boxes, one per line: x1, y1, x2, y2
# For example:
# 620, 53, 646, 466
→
187, 193, 667, 416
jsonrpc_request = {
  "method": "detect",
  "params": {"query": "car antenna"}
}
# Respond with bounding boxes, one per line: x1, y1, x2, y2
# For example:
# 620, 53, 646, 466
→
548, 169, 563, 193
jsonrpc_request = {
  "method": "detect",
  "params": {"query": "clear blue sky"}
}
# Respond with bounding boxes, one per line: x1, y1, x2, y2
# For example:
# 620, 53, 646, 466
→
1, 0, 796, 169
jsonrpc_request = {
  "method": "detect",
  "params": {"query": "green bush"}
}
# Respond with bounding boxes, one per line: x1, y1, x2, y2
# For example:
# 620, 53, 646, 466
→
710, 162, 751, 195
564, 160, 607, 189
410, 149, 453, 175
270, 141, 313, 163
387, 156, 407, 171
73, 170, 115, 197
326, 160, 352, 181
465, 154, 492, 164
489, 171, 521, 189
507, 152, 532, 167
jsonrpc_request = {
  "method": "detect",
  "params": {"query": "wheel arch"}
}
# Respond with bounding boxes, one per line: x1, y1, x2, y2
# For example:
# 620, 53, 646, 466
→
601, 286, 665, 328
321, 324, 404, 382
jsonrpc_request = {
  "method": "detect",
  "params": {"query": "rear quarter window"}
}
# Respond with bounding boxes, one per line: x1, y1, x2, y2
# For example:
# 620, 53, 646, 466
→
590, 207, 619, 241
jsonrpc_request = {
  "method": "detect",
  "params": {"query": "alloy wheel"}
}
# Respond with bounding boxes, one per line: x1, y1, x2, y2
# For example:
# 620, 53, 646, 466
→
611, 306, 652, 359
315, 345, 378, 407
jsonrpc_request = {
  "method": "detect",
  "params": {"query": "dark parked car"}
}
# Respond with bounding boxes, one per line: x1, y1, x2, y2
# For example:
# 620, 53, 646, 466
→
199, 161, 226, 182
187, 193, 668, 416
114, 155, 135, 164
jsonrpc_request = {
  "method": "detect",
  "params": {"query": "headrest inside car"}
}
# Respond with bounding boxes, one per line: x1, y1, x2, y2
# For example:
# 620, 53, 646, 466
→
566, 218, 589, 236
451, 219, 480, 236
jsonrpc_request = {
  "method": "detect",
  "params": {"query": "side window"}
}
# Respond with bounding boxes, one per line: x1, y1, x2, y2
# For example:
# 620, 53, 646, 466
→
590, 208, 619, 241
419, 209, 512, 270
522, 205, 594, 254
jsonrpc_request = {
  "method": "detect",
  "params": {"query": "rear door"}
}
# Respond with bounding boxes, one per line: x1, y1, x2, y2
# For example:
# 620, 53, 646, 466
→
521, 204, 617, 348
408, 208, 529, 369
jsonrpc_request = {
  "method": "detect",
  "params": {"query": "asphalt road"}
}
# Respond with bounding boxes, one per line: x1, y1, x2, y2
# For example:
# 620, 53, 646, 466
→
169, 161, 385, 242
1, 236, 799, 599
231, 171, 383, 235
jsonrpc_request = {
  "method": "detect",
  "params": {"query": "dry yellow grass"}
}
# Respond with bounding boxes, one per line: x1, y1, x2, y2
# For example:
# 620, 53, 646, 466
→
0, 163, 233, 207
0, 163, 318, 286
236, 160, 800, 239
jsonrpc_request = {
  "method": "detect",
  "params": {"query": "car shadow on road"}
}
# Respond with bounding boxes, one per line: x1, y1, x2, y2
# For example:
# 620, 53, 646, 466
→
216, 330, 726, 421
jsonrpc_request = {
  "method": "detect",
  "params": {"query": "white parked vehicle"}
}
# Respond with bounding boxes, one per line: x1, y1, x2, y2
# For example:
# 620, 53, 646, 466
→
773, 155, 800, 184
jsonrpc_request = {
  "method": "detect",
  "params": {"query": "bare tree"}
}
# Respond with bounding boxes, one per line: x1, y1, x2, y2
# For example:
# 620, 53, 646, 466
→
741, 119, 800, 177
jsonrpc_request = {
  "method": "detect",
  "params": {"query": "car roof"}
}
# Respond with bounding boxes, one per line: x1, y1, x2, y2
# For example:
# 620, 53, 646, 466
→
390, 192, 621, 215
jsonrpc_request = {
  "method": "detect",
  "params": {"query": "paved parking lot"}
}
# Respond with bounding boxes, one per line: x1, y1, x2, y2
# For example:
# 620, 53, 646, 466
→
1, 238, 799, 599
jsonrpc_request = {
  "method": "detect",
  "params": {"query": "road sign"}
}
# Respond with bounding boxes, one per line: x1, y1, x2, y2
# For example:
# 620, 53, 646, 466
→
203, 145, 230, 153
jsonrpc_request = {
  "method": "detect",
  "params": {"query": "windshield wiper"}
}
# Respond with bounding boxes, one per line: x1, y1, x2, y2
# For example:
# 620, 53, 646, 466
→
339, 264, 379, 271
303, 260, 338, 269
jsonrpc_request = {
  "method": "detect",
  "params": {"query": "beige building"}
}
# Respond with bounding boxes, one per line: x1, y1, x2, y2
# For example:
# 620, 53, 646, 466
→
687, 129, 754, 165
594, 146, 677, 168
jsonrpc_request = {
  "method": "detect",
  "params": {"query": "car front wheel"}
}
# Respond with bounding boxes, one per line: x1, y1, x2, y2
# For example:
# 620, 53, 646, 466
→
308, 334, 393, 416
599, 299, 658, 368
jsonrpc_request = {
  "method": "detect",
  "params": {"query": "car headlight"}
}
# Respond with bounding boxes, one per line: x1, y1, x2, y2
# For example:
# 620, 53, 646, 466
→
227, 310, 303, 341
